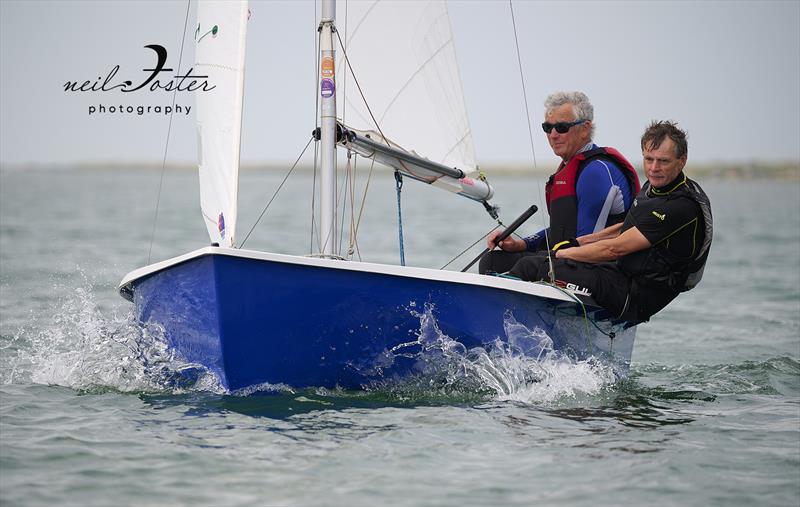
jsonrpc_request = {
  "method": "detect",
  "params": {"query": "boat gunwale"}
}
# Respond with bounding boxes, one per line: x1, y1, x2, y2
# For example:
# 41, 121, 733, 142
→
118, 246, 584, 305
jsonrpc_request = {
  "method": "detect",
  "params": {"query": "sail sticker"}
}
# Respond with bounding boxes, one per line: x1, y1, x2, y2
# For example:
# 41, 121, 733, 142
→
218, 212, 226, 238
320, 78, 335, 98
321, 57, 334, 78
196, 24, 219, 43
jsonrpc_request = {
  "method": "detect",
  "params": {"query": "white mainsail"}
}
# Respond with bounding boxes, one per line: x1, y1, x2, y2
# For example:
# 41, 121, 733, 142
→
195, 0, 248, 247
336, 0, 480, 179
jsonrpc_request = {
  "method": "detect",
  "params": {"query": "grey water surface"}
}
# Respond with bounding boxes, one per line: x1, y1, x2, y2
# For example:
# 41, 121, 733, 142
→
1, 167, 798, 507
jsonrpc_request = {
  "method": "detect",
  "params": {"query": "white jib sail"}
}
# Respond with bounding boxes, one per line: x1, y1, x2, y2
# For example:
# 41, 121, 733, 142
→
195, 0, 248, 247
336, 0, 478, 177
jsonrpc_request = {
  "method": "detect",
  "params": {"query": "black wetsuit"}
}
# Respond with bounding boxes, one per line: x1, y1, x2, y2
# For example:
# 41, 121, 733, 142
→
508, 173, 711, 324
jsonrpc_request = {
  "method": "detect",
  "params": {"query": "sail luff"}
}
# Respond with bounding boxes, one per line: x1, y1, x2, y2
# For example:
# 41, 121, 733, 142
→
195, 0, 249, 248
230, 2, 248, 247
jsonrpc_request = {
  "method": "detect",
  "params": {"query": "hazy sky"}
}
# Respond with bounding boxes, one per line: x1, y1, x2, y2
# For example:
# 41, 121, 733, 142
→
1, 0, 798, 167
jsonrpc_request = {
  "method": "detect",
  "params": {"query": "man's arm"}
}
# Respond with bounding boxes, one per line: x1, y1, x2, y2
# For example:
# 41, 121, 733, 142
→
487, 229, 526, 251
576, 222, 624, 246
575, 161, 622, 236
487, 227, 549, 252
557, 226, 651, 262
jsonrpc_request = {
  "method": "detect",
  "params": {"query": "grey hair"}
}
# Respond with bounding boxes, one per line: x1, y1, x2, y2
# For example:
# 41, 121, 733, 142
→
544, 91, 595, 137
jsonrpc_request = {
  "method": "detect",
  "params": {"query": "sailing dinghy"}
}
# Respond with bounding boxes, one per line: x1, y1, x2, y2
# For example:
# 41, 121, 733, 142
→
119, 0, 636, 391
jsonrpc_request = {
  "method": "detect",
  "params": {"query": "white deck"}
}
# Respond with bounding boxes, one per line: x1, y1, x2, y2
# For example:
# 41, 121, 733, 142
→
119, 246, 581, 305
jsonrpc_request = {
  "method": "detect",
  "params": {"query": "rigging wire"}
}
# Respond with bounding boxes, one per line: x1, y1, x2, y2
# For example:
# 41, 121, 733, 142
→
339, 1, 358, 259
147, 0, 192, 263
439, 225, 502, 270
239, 137, 314, 248
508, 0, 554, 281
310, 3, 321, 254
514, 0, 617, 347
508, 2, 538, 173
341, 0, 348, 128
508, 1, 602, 344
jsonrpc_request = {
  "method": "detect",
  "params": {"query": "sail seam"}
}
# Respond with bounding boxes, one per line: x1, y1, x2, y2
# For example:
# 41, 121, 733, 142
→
195, 63, 241, 72
377, 37, 452, 124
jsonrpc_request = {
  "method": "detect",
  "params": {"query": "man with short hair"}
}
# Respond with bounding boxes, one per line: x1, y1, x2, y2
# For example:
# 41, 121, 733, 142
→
480, 91, 640, 274
508, 121, 713, 324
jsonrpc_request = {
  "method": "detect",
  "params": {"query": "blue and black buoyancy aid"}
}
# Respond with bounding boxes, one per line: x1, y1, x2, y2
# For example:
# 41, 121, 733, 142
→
545, 147, 640, 245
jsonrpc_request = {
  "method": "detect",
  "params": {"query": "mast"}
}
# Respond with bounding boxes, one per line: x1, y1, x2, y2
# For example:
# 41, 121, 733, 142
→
319, 0, 337, 256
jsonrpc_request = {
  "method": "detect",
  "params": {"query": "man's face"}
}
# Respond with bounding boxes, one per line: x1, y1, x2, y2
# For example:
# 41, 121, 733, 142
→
642, 138, 686, 188
544, 104, 592, 161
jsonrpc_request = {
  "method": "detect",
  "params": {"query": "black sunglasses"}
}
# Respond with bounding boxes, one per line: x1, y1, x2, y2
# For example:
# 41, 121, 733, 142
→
541, 119, 586, 134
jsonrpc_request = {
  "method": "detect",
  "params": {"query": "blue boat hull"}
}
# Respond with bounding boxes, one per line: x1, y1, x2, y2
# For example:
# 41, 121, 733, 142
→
123, 249, 635, 390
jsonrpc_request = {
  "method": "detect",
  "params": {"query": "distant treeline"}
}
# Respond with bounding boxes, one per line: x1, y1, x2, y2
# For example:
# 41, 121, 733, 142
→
469, 161, 800, 180
3, 161, 799, 180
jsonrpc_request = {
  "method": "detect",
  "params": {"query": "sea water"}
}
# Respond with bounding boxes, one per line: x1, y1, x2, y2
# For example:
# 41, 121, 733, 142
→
1, 167, 798, 506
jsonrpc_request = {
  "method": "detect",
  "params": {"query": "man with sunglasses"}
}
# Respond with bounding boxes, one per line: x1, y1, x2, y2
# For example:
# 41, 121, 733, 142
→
507, 121, 713, 324
480, 91, 640, 274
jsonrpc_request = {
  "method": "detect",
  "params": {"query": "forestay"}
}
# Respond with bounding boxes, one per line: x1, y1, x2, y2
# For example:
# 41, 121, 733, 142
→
335, 0, 480, 182
195, 0, 248, 247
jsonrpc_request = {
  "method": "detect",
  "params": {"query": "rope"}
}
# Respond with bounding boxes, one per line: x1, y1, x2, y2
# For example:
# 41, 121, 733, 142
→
350, 157, 377, 261
147, 0, 191, 263
394, 171, 406, 266
337, 158, 350, 255
339, 152, 350, 255
345, 151, 361, 260
239, 136, 314, 248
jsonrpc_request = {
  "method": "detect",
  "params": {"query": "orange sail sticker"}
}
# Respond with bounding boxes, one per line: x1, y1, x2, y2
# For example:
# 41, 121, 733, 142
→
321, 57, 334, 78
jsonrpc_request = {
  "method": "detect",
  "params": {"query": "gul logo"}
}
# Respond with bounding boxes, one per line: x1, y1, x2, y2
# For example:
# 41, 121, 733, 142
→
651, 211, 666, 221
556, 280, 592, 296
565, 283, 591, 296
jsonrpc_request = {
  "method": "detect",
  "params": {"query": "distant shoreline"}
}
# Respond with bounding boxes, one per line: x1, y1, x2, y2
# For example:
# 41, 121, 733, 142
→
2, 160, 798, 180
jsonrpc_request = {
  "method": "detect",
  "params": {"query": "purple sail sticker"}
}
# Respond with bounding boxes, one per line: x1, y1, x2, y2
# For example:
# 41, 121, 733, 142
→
218, 212, 225, 238
321, 78, 335, 98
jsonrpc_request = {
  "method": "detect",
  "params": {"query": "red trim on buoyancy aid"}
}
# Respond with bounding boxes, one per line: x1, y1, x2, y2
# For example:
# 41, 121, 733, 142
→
544, 147, 640, 244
